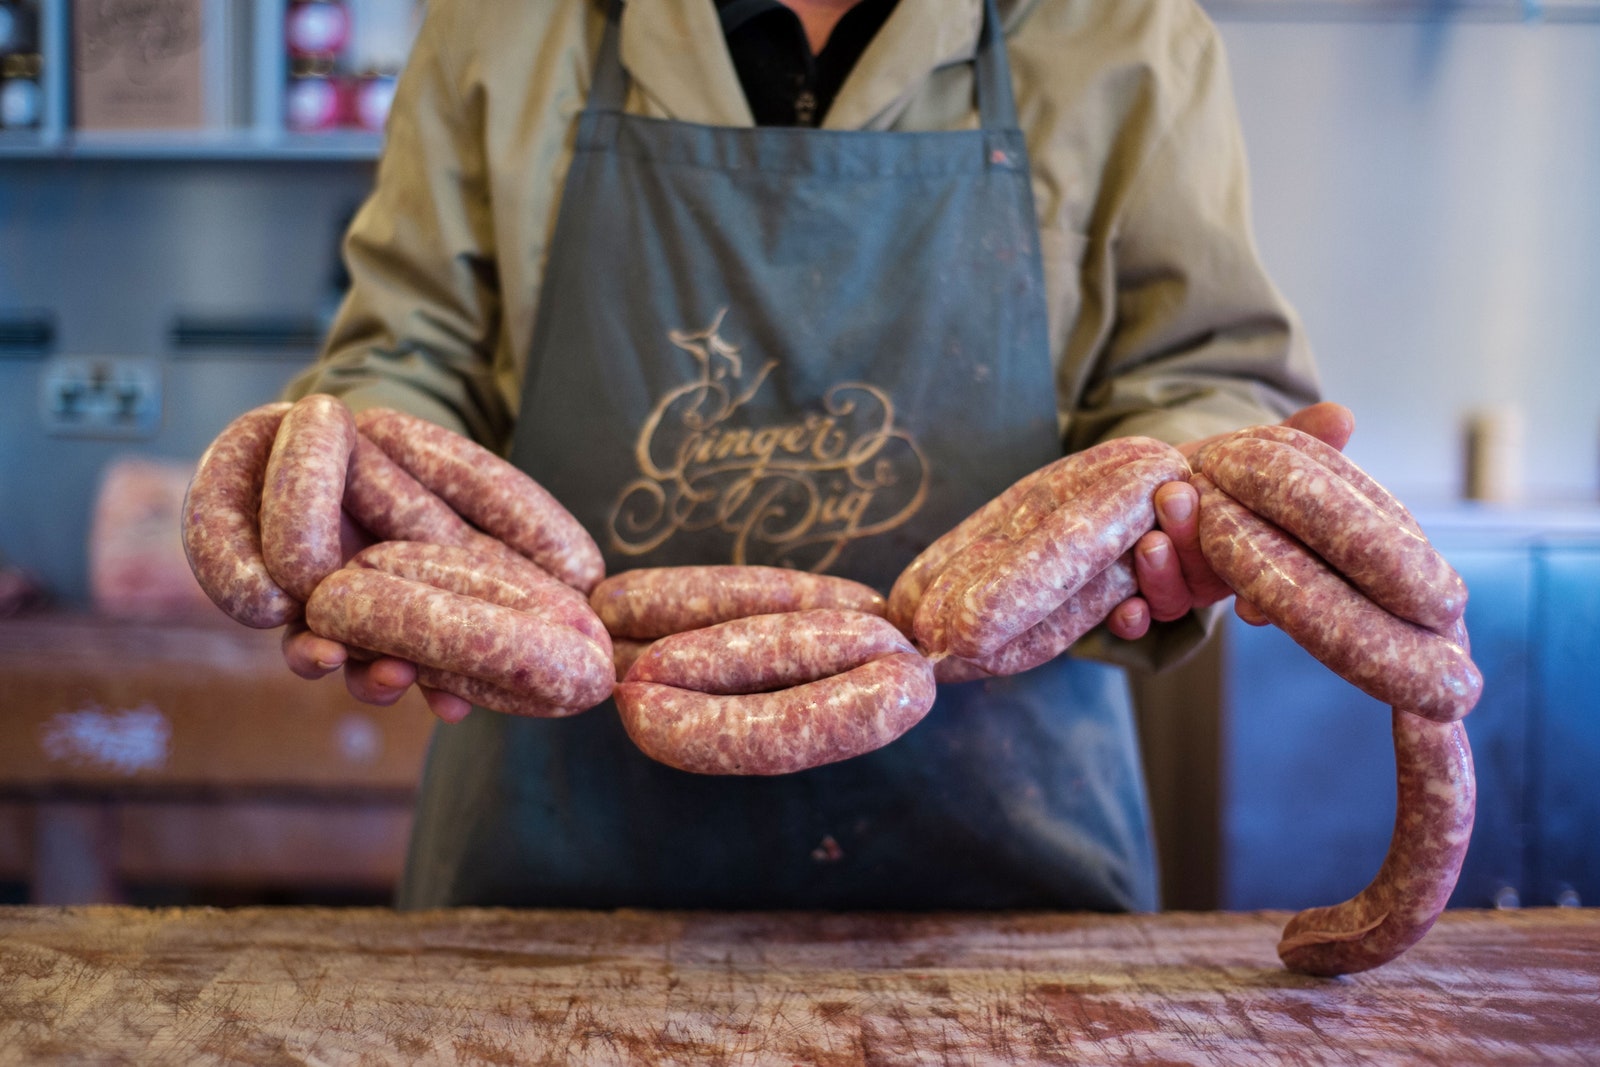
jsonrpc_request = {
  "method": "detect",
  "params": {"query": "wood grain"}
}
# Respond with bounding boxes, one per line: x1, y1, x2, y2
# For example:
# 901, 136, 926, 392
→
0, 908, 1595, 1064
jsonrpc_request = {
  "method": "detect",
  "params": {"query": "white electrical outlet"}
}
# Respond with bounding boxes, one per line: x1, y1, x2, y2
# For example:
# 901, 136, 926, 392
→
39, 356, 163, 439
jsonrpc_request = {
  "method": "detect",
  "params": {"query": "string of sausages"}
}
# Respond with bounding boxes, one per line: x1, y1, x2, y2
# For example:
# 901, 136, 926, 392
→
182, 397, 614, 716
182, 394, 1482, 976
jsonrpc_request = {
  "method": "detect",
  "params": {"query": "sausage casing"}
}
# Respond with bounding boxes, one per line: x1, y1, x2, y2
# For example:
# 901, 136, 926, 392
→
615, 651, 936, 776
887, 436, 1178, 634
1277, 711, 1476, 976
260, 394, 358, 601
181, 402, 298, 628
1202, 436, 1466, 630
1194, 476, 1481, 722
305, 567, 614, 712
591, 565, 886, 640
939, 449, 1189, 659
355, 408, 604, 592
625, 609, 915, 693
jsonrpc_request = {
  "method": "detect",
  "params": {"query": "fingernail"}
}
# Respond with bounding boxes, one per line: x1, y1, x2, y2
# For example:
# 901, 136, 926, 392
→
1162, 492, 1193, 523
1140, 540, 1169, 567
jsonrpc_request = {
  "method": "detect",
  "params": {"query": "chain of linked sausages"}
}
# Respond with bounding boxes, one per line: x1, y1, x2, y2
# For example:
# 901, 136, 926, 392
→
181, 394, 1480, 977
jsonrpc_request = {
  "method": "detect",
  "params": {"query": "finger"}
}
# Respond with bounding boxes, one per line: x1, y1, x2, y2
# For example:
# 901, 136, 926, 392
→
1106, 596, 1151, 641
1153, 481, 1233, 607
1134, 531, 1193, 623
344, 656, 420, 707
1235, 597, 1271, 627
282, 621, 348, 679
423, 688, 474, 724
1282, 401, 1355, 452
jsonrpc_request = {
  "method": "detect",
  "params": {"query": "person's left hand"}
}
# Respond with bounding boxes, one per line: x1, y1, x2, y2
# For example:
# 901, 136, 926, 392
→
1103, 401, 1355, 640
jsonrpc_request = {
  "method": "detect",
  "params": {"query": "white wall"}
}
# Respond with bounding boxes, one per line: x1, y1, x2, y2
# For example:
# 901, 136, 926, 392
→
1216, 15, 1600, 505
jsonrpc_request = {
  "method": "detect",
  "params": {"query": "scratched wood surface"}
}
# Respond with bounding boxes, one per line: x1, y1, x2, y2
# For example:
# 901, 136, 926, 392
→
0, 907, 1596, 1065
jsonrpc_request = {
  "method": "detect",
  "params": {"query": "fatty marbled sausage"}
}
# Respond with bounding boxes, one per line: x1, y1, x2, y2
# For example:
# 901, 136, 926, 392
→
343, 434, 479, 548
260, 394, 358, 601
624, 609, 915, 693
355, 407, 604, 592
1276, 711, 1476, 976
591, 565, 886, 640
346, 541, 604, 644
181, 401, 299, 628
614, 609, 935, 775
1192, 455, 1480, 978
1201, 435, 1465, 630
1194, 475, 1481, 722
887, 435, 1178, 635
909, 444, 1188, 661
305, 557, 613, 715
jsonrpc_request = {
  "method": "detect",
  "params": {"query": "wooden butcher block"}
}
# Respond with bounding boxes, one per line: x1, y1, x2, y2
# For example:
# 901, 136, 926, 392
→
0, 907, 1597, 1064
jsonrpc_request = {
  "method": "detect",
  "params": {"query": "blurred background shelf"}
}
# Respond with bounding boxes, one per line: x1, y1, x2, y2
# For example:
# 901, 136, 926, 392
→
1, 128, 381, 161
0, 0, 411, 162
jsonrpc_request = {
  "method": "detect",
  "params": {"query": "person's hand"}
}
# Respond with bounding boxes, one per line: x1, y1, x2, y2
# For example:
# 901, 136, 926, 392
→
275, 469, 474, 724
1104, 401, 1355, 640
281, 622, 474, 723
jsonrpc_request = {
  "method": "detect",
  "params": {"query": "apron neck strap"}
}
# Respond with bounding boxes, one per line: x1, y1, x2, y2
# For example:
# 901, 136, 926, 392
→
589, 0, 1021, 132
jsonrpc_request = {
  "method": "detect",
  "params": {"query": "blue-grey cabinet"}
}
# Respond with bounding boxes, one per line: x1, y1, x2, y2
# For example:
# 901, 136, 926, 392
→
1219, 511, 1600, 910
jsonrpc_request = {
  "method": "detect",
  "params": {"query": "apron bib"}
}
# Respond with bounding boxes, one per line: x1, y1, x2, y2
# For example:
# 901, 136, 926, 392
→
400, 0, 1157, 912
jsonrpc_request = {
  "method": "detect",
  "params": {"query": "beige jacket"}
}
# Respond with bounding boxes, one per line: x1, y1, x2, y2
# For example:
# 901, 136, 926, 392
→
290, 0, 1317, 451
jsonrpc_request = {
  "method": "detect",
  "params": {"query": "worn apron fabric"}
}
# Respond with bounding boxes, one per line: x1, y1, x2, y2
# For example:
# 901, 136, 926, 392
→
399, 0, 1158, 912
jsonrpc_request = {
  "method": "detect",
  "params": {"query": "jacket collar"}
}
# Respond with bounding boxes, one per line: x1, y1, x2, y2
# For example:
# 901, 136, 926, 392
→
619, 0, 984, 130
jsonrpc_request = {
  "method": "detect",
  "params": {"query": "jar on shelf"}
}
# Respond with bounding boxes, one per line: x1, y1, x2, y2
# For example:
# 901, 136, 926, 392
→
0, 0, 40, 56
351, 71, 396, 133
0, 50, 41, 129
286, 0, 351, 60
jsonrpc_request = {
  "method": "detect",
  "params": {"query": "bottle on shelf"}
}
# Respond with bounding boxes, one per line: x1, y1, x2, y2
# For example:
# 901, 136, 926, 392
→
0, 0, 41, 131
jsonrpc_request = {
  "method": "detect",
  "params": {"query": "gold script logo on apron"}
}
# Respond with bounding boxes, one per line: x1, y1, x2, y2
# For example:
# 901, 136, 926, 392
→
608, 309, 929, 572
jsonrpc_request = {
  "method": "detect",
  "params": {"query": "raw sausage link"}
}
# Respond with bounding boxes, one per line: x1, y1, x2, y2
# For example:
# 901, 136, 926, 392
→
625, 610, 915, 694
1194, 476, 1482, 722
355, 408, 604, 592
344, 434, 480, 547
910, 533, 1009, 656
967, 554, 1138, 677
260, 394, 358, 601
1277, 711, 1476, 976
305, 568, 614, 712
346, 433, 554, 573
887, 436, 1179, 633
1202, 436, 1466, 630
1195, 424, 1420, 535
181, 402, 299, 628
590, 565, 887, 640
347, 541, 608, 647
941, 449, 1190, 659
614, 652, 936, 775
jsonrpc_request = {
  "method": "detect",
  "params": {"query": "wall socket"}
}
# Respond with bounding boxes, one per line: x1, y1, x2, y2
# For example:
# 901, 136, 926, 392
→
38, 356, 163, 439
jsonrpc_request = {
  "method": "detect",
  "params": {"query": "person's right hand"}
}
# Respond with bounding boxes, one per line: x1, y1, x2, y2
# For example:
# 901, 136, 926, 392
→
281, 622, 474, 723
275, 499, 474, 724
1105, 401, 1356, 640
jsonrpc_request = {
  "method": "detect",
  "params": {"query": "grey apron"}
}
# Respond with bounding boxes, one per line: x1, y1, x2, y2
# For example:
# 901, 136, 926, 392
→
400, 0, 1158, 912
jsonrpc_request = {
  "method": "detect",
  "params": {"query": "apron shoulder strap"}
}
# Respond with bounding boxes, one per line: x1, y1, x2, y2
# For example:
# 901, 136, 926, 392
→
587, 0, 630, 113
974, 0, 1020, 132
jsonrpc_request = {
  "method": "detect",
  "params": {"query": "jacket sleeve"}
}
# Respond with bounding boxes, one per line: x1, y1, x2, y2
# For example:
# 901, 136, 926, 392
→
282, 0, 511, 447
1060, 20, 1320, 455
1063, 18, 1321, 672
